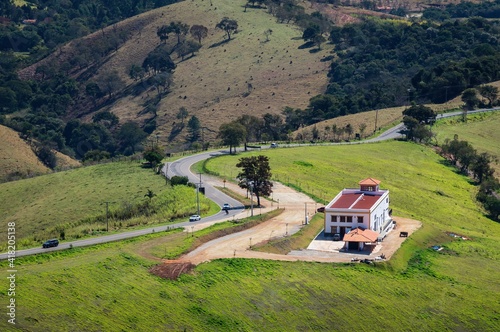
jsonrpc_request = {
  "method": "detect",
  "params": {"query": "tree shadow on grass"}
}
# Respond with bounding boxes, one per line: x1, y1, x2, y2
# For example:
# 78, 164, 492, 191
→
298, 41, 315, 49
208, 39, 231, 48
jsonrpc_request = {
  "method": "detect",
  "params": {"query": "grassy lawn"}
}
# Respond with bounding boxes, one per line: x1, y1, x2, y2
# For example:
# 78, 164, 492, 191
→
433, 111, 500, 176
1, 140, 499, 331
0, 161, 212, 250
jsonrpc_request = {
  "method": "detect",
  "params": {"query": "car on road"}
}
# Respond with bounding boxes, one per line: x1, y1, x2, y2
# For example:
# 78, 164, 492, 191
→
222, 203, 231, 210
42, 239, 59, 248
189, 215, 201, 222
270, 142, 278, 148
317, 206, 325, 213
333, 233, 341, 241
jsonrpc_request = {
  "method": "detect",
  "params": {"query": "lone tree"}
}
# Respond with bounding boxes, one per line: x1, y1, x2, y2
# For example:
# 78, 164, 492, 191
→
190, 25, 208, 45
218, 122, 246, 154
216, 17, 238, 40
478, 85, 498, 107
236, 155, 273, 207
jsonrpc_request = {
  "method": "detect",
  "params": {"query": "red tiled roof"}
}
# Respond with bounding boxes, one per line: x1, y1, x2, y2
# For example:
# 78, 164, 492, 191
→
330, 193, 361, 209
343, 228, 379, 242
351, 195, 380, 209
359, 178, 381, 186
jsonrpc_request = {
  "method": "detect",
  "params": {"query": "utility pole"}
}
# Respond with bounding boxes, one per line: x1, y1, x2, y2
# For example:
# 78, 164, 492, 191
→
249, 181, 254, 217
374, 109, 378, 133
197, 173, 202, 216
304, 202, 308, 225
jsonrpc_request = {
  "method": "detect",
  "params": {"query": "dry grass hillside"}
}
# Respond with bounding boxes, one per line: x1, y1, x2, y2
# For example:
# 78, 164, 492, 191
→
0, 125, 80, 181
0, 125, 49, 179
104, 0, 333, 144
20, 0, 333, 146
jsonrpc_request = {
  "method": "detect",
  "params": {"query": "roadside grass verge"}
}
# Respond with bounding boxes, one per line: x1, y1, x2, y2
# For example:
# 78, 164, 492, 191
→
0, 161, 210, 250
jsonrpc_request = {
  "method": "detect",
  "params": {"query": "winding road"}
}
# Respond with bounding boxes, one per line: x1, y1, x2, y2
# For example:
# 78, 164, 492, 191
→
2, 107, 498, 260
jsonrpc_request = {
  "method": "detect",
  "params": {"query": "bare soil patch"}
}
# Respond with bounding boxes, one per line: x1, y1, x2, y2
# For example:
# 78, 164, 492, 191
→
150, 261, 196, 280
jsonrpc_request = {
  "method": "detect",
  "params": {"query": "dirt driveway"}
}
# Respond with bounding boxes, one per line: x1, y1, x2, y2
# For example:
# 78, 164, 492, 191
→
168, 177, 422, 265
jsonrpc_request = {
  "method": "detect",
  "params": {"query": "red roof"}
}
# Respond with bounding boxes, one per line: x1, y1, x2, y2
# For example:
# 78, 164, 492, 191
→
351, 195, 380, 209
359, 178, 381, 186
330, 193, 361, 209
343, 228, 379, 242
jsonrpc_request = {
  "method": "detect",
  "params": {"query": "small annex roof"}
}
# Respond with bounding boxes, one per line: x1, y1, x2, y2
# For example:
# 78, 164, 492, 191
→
359, 178, 381, 186
343, 228, 379, 243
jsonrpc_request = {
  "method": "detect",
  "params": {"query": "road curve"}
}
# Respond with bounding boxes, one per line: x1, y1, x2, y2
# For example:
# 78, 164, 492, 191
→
2, 107, 499, 260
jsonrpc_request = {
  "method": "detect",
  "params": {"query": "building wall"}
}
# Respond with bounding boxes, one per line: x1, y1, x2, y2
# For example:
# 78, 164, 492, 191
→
369, 192, 390, 233
324, 191, 390, 235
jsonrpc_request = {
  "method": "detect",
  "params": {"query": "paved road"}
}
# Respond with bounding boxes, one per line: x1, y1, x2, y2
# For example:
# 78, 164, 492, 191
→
2, 106, 498, 260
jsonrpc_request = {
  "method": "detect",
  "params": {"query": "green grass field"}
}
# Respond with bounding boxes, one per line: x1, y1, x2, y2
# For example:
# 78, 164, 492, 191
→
0, 161, 211, 250
2, 140, 500, 331
434, 111, 500, 176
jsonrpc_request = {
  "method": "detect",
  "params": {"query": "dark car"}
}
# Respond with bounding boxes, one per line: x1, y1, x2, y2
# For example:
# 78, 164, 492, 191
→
42, 239, 59, 248
317, 206, 325, 213
333, 233, 341, 241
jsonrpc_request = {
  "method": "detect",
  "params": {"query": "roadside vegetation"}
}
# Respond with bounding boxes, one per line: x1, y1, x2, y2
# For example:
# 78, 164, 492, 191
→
0, 160, 213, 250
2, 140, 500, 331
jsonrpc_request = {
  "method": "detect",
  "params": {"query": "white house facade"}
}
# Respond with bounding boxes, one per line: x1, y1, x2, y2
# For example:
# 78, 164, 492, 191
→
324, 178, 392, 248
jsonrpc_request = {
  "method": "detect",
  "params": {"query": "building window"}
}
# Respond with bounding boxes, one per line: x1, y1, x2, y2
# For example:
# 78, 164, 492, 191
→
331, 215, 337, 223
347, 216, 352, 223
358, 216, 363, 223
340, 216, 346, 222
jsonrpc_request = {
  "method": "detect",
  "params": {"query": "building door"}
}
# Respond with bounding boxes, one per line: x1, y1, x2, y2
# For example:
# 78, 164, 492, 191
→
348, 242, 359, 250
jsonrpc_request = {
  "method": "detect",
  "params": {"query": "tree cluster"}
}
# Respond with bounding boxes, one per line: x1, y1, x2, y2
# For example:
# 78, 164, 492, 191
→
440, 137, 500, 221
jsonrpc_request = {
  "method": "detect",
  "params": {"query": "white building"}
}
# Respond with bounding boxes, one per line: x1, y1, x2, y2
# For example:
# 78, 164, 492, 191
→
324, 178, 393, 250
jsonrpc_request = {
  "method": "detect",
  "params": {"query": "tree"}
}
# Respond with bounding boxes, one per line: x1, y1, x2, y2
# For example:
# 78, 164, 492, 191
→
471, 152, 495, 183
264, 29, 273, 42
85, 82, 102, 107
157, 25, 170, 43
187, 115, 201, 143
402, 104, 436, 124
117, 121, 147, 155
149, 72, 173, 97
216, 17, 238, 41
359, 123, 367, 138
478, 85, 498, 107
236, 155, 273, 207
143, 146, 163, 167
129, 64, 145, 81
218, 122, 246, 154
144, 189, 156, 201
0, 87, 17, 112
142, 45, 176, 74
190, 25, 208, 45
176, 107, 189, 124
344, 123, 353, 140
96, 70, 125, 99
461, 88, 479, 111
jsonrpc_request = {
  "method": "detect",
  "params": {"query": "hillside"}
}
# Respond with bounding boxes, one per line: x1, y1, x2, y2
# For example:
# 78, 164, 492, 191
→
0, 125, 50, 179
0, 125, 80, 181
19, 0, 332, 146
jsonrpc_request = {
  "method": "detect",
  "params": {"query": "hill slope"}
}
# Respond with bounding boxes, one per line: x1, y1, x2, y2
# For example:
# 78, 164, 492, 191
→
20, 0, 332, 146
0, 125, 50, 180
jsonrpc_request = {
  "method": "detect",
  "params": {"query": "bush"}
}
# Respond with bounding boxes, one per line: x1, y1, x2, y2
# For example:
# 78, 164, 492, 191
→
170, 175, 189, 186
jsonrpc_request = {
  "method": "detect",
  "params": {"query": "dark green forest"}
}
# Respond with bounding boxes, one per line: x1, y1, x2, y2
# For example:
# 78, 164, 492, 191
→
0, 0, 179, 165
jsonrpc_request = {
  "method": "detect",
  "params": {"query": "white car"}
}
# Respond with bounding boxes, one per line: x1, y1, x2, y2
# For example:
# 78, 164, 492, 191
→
222, 203, 231, 210
189, 215, 201, 222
